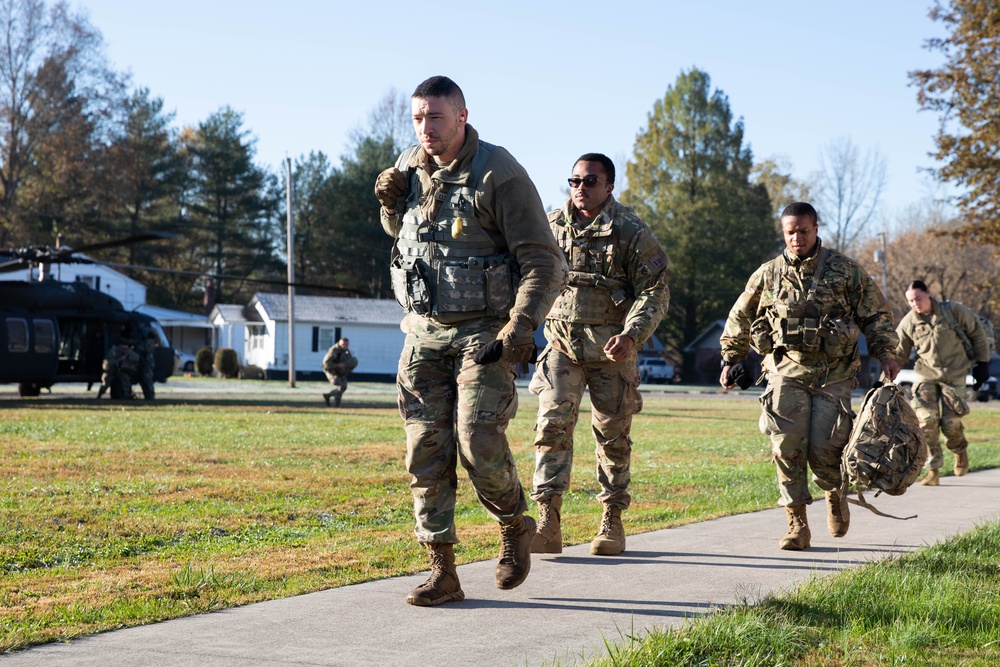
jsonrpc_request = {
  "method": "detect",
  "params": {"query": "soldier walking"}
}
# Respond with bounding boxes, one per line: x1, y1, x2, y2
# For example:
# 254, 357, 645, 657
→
528, 153, 669, 557
719, 202, 899, 551
321, 338, 356, 407
136, 326, 158, 400
374, 76, 567, 606
895, 280, 991, 486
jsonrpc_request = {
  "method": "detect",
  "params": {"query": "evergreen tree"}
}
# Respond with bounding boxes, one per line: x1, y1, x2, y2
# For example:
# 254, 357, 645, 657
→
183, 106, 281, 307
622, 68, 775, 375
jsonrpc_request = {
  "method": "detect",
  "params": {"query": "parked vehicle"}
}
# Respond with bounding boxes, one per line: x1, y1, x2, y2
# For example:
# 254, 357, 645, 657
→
637, 357, 674, 384
174, 351, 196, 374
894, 368, 997, 402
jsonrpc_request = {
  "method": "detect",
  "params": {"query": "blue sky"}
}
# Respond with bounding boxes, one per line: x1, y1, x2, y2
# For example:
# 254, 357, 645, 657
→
78, 1, 947, 218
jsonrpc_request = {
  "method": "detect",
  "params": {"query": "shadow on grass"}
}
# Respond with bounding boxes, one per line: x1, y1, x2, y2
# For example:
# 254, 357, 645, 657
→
0, 397, 400, 410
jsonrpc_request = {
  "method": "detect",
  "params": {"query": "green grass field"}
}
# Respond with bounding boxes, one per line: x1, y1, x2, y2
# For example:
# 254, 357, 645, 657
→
2, 379, 999, 657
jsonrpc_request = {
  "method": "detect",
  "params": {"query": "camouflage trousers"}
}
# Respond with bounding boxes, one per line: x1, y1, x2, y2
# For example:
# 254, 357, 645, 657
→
528, 346, 643, 509
911, 380, 968, 471
139, 361, 155, 400
758, 374, 855, 507
397, 314, 527, 544
324, 372, 348, 400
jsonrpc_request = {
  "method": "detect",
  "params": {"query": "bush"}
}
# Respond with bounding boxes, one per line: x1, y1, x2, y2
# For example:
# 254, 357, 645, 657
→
214, 348, 240, 379
239, 365, 265, 380
195, 347, 214, 376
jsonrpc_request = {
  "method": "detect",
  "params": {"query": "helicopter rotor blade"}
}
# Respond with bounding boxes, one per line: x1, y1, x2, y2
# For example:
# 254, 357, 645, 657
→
61, 232, 176, 256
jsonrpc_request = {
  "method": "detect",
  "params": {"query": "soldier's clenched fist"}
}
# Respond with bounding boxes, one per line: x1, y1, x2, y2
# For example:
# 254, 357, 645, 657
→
374, 168, 406, 213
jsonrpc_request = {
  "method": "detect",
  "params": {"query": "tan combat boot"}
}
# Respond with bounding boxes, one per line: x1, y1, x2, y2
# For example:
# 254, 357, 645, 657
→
495, 515, 536, 590
531, 496, 563, 554
590, 505, 626, 556
954, 451, 969, 476
825, 490, 849, 538
920, 468, 940, 486
406, 543, 464, 607
779, 505, 811, 551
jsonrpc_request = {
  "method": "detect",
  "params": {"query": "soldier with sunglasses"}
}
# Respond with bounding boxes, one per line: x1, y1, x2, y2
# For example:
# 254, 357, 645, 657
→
528, 153, 670, 556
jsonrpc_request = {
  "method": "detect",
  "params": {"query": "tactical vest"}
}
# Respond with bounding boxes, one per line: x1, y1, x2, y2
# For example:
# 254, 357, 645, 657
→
546, 217, 630, 326
755, 248, 861, 359
389, 141, 518, 324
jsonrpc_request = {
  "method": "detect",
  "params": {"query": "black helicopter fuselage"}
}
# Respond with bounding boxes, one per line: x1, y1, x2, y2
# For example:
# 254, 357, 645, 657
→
0, 279, 175, 396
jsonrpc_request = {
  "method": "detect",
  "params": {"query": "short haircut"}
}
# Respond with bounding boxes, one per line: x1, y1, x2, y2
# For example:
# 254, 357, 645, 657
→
412, 76, 465, 110
780, 202, 818, 224
575, 153, 615, 184
906, 280, 929, 293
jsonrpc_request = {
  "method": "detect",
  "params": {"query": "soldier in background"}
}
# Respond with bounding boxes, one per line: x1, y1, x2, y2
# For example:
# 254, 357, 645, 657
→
528, 153, 669, 557
321, 338, 356, 407
719, 202, 899, 551
374, 75, 567, 606
895, 280, 991, 486
136, 326, 158, 400
98, 344, 139, 399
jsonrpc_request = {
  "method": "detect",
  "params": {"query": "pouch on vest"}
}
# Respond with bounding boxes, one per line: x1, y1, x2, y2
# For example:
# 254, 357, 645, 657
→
390, 256, 432, 315
840, 379, 926, 521
821, 317, 861, 358
484, 259, 515, 317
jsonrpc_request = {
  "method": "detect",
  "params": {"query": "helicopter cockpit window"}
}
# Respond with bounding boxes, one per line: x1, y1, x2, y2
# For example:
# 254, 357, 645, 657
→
34, 319, 56, 353
6, 318, 29, 353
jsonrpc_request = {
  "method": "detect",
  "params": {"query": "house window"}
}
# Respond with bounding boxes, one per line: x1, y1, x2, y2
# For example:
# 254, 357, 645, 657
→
7, 318, 28, 352
248, 326, 266, 350
76, 275, 101, 290
316, 327, 336, 351
34, 319, 55, 353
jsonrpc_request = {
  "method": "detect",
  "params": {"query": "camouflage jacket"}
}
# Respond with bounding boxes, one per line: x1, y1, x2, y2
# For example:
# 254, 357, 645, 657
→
720, 240, 898, 387
379, 124, 567, 329
896, 299, 988, 385
543, 196, 669, 364
323, 346, 354, 376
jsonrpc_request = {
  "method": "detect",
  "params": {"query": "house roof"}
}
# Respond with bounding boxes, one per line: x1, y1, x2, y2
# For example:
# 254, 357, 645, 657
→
211, 303, 252, 324
684, 320, 726, 353
250, 292, 404, 326
135, 304, 213, 329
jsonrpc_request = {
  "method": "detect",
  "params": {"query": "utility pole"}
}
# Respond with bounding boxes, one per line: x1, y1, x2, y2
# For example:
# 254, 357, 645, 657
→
286, 157, 296, 388
874, 232, 889, 297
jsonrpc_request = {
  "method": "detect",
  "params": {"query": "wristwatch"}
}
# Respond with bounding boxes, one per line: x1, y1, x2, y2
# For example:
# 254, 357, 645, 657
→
720, 358, 732, 370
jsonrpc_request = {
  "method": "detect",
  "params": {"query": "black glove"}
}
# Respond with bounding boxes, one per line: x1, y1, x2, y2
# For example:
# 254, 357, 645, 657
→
972, 361, 990, 391
473, 340, 538, 365
726, 362, 752, 390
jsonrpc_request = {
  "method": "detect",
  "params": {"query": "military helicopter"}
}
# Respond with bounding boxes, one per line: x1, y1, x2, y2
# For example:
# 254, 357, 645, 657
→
0, 233, 176, 397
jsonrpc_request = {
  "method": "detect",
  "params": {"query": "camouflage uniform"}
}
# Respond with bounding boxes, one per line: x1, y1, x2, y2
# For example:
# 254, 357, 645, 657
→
530, 195, 669, 509
383, 125, 567, 544
136, 328, 157, 400
896, 299, 989, 471
322, 344, 355, 407
720, 241, 898, 507
100, 345, 140, 399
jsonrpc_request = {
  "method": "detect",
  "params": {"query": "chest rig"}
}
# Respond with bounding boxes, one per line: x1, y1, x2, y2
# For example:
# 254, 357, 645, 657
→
547, 216, 630, 326
389, 141, 518, 324
764, 247, 833, 354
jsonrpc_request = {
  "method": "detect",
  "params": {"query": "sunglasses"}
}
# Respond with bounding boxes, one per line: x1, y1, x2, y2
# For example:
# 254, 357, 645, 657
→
567, 175, 604, 189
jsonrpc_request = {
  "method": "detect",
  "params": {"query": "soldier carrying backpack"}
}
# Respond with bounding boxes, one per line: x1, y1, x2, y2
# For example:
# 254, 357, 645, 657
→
895, 280, 992, 486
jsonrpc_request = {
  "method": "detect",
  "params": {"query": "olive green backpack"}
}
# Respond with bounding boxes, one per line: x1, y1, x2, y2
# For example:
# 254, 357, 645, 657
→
839, 380, 927, 520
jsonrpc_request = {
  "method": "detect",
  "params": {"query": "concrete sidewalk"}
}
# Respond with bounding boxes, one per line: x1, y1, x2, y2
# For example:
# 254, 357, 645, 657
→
5, 468, 1000, 667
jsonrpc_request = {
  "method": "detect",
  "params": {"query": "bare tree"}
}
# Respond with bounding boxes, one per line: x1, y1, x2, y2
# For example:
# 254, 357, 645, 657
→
857, 213, 998, 323
349, 88, 412, 155
0, 0, 123, 247
812, 136, 887, 253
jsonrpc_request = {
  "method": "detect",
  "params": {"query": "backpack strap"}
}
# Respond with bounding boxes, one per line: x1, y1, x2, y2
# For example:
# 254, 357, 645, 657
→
843, 487, 917, 521
940, 301, 975, 360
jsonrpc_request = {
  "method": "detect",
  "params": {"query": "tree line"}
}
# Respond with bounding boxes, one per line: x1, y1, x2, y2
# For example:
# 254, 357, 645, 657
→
1, 0, 994, 363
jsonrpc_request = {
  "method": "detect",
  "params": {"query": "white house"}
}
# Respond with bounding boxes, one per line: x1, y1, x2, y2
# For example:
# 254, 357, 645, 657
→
2, 258, 147, 309
209, 304, 251, 364
240, 292, 405, 380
